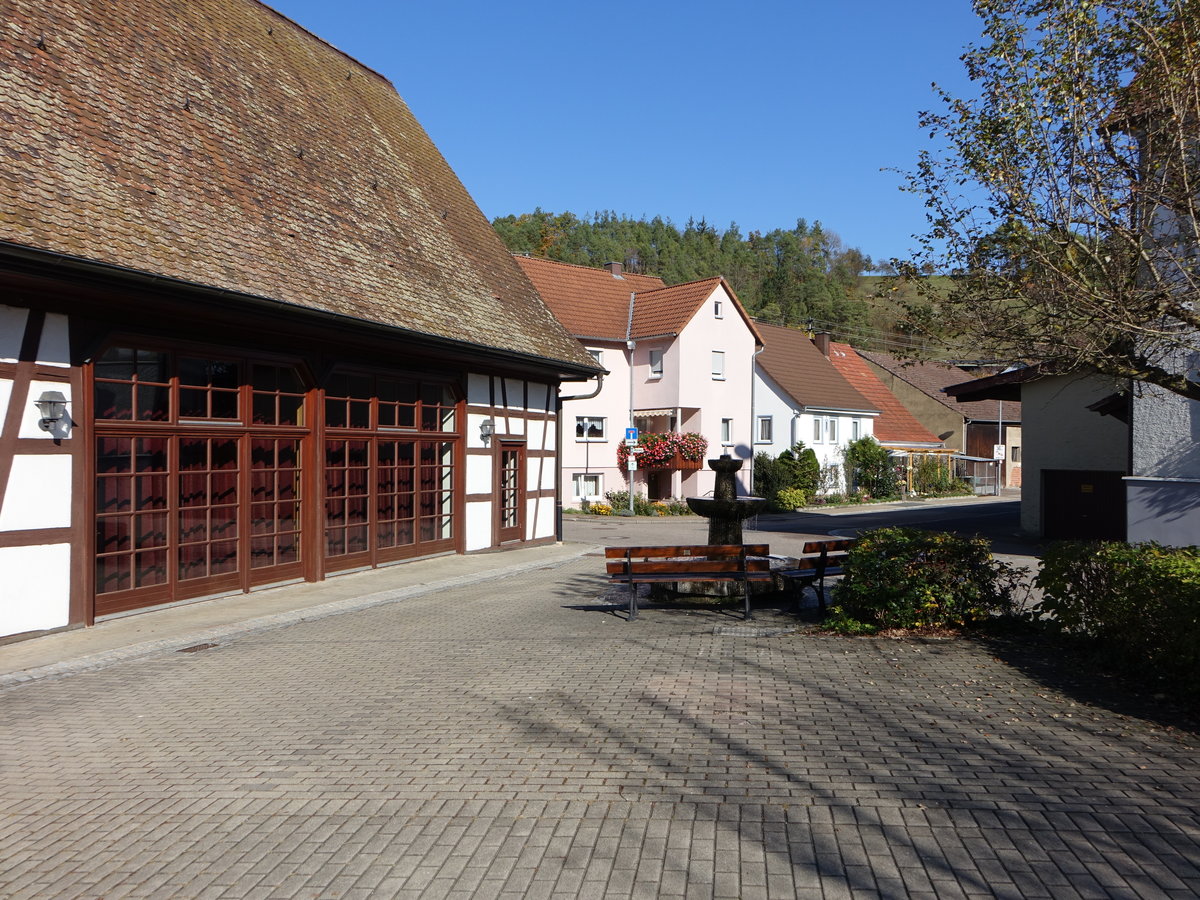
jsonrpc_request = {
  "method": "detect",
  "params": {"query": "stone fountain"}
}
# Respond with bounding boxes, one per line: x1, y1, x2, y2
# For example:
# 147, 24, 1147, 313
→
686, 454, 769, 544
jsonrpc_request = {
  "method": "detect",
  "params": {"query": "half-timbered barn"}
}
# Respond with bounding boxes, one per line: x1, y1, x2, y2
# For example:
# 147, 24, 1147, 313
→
0, 0, 600, 638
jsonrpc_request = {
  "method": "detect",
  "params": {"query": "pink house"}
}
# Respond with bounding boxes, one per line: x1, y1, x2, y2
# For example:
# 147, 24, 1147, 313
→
514, 257, 763, 504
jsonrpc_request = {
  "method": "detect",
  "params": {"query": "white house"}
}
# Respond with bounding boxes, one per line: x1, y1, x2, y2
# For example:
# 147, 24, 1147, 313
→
752, 324, 880, 490
514, 257, 763, 503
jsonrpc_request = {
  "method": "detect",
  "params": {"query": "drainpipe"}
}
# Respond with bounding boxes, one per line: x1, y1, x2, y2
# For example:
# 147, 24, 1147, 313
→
747, 344, 764, 497
556, 373, 605, 541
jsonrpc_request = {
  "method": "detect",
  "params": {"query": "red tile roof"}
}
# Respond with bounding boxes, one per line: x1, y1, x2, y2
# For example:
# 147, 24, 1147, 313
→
826, 342, 943, 446
859, 351, 1021, 422
514, 258, 763, 345
0, 0, 595, 371
756, 323, 877, 414
513, 256, 665, 339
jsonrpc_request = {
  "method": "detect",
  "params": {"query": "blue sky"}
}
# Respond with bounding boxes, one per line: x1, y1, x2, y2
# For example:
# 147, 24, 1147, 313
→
266, 0, 985, 265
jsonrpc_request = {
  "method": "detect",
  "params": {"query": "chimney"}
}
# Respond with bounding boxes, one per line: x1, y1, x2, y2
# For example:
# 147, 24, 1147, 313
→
605, 261, 623, 277
812, 332, 831, 357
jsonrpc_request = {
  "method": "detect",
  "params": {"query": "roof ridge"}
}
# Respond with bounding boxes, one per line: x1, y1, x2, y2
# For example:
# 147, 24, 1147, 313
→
635, 275, 723, 296
511, 254, 664, 280
253, 0, 394, 86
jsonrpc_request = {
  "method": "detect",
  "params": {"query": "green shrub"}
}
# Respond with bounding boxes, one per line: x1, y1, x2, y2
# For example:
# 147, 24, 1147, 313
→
604, 490, 656, 516
833, 527, 1022, 630
754, 444, 820, 506
753, 452, 788, 501
775, 487, 809, 510
843, 437, 899, 500
1035, 542, 1200, 694
911, 454, 970, 496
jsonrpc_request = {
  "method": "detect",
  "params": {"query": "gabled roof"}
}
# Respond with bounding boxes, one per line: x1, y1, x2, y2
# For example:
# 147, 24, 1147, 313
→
512, 256, 666, 340
755, 323, 878, 414
0, 0, 596, 372
514, 257, 763, 345
826, 343, 942, 445
859, 351, 1021, 422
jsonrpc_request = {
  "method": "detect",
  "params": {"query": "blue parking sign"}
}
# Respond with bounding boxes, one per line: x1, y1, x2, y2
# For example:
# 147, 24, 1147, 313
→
625, 427, 639, 442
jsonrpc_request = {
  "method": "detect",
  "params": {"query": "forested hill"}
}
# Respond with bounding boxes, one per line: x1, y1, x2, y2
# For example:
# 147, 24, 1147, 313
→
492, 210, 879, 335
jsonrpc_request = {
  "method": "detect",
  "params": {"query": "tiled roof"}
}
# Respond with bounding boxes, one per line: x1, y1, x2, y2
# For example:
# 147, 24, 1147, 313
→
756, 323, 878, 414
826, 343, 942, 445
859, 351, 1021, 422
513, 256, 664, 339
514, 258, 763, 345
0, 0, 595, 371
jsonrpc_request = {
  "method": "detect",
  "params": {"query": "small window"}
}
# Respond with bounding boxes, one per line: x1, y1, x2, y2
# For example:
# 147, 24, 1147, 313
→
756, 415, 773, 443
813, 418, 822, 443
711, 351, 725, 380
721, 417, 733, 445
575, 416, 605, 441
850, 418, 861, 441
826, 417, 839, 444
648, 349, 664, 378
1011, 445, 1022, 463
573, 473, 601, 500
714, 300, 724, 319
587, 348, 603, 365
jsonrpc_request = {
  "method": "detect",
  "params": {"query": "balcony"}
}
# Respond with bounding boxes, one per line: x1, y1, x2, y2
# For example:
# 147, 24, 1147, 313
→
617, 432, 708, 471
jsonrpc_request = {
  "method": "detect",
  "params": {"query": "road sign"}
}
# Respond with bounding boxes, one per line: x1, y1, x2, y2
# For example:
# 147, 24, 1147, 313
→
627, 456, 638, 471
993, 444, 1006, 460
625, 427, 639, 442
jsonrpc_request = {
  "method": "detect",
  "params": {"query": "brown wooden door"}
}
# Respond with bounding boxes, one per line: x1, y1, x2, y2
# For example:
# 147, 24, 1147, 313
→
497, 442, 525, 544
1042, 469, 1126, 540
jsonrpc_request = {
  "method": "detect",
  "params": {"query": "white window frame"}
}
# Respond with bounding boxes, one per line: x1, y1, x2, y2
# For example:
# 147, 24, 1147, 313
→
721, 417, 733, 445
714, 299, 724, 319
826, 417, 839, 444
573, 473, 602, 501
648, 348, 664, 379
711, 350, 725, 380
587, 348, 603, 365
756, 415, 773, 444
575, 416, 606, 441
850, 418, 861, 441
813, 417, 823, 443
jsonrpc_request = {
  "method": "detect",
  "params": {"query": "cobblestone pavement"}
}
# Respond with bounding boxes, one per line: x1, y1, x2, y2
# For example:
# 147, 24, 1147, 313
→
2, 554, 1198, 899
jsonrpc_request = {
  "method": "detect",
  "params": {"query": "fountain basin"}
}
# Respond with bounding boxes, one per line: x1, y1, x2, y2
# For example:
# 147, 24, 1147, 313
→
686, 496, 769, 520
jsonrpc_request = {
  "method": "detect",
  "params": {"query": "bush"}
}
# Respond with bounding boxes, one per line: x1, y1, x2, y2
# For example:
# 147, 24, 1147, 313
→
832, 527, 1022, 630
1035, 541, 1200, 695
775, 487, 809, 510
604, 489, 656, 516
754, 444, 820, 507
843, 436, 899, 499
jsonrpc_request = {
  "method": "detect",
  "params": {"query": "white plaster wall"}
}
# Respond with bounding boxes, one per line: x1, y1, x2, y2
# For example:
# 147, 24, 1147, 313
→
466, 372, 491, 406
465, 501, 492, 551
529, 496, 554, 540
0, 305, 28, 362
561, 340, 627, 503
1131, 378, 1200, 479
465, 453, 492, 496
37, 312, 71, 367
1020, 373, 1129, 535
0, 455, 73, 530
18, 379, 74, 440
503, 378, 526, 411
0, 543, 71, 637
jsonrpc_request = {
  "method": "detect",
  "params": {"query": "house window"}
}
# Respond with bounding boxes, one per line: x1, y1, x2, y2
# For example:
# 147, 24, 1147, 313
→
648, 349, 664, 378
714, 300, 724, 319
1011, 445, 1022, 463
573, 473, 602, 500
826, 417, 839, 444
575, 416, 605, 441
850, 418, 861, 441
756, 415, 773, 443
721, 417, 733, 445
711, 351, 725, 380
587, 348, 603, 365
813, 418, 822, 443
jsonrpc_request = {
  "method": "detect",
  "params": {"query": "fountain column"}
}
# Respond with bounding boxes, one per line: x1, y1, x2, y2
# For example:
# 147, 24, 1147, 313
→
686, 454, 768, 545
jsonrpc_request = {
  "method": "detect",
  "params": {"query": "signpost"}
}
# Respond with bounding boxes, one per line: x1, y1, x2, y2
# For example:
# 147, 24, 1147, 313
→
625, 427, 639, 442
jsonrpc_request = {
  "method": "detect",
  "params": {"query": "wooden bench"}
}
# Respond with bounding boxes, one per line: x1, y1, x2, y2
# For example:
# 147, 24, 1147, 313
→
605, 544, 772, 621
778, 538, 856, 615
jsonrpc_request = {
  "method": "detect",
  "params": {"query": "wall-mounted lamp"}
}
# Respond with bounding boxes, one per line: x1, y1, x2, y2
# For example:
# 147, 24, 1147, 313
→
480, 418, 495, 445
33, 390, 68, 432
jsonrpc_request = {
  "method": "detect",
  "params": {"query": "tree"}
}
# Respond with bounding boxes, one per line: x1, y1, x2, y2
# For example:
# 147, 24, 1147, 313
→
899, 0, 1200, 402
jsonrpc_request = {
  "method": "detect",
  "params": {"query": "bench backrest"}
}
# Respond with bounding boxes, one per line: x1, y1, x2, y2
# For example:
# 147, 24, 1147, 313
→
800, 539, 855, 555
604, 544, 770, 560
606, 558, 773, 577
